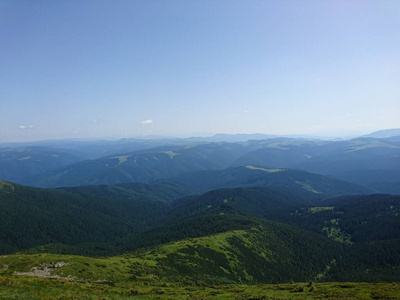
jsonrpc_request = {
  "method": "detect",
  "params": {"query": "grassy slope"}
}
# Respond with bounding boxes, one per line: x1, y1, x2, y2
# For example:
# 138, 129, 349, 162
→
0, 220, 342, 286
0, 247, 399, 299
0, 276, 399, 300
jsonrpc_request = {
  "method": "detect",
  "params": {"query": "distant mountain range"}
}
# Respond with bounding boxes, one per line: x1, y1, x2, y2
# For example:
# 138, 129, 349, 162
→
363, 128, 400, 138
0, 133, 395, 195
1, 130, 400, 284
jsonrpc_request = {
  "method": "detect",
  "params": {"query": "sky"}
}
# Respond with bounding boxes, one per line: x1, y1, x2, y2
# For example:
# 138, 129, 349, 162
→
1, 0, 399, 142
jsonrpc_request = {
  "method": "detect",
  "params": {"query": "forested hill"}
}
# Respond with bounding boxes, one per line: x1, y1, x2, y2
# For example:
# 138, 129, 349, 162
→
59, 166, 372, 203
0, 166, 381, 256
0, 180, 168, 254
172, 166, 371, 198
1, 178, 400, 283
61, 180, 195, 203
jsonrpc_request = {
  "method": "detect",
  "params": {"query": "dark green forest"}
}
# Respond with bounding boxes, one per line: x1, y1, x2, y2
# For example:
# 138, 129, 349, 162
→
1, 174, 400, 283
1, 133, 400, 288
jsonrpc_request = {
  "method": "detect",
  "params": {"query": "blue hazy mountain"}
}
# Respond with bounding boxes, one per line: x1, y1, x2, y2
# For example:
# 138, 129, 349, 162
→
363, 128, 400, 138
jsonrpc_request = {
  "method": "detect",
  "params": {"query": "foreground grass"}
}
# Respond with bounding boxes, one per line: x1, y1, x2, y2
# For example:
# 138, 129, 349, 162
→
1, 251, 400, 299
0, 275, 400, 300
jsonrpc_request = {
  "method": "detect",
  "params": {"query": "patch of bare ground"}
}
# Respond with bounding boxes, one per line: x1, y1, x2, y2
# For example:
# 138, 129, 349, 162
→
13, 262, 111, 283
13, 262, 72, 280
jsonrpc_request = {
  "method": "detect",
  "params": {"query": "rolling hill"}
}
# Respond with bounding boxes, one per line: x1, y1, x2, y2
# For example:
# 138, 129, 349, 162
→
1, 177, 400, 286
11, 136, 399, 195
363, 128, 400, 138
1, 132, 400, 291
0, 218, 343, 285
61, 180, 195, 203
173, 166, 372, 199
18, 142, 260, 187
0, 180, 168, 254
0, 146, 84, 182
1, 166, 366, 255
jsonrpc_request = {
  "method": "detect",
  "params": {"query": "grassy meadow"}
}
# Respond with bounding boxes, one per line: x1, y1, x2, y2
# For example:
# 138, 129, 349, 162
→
0, 275, 399, 299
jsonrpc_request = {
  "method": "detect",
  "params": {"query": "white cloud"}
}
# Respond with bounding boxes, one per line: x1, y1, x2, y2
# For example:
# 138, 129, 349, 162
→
18, 125, 35, 130
141, 119, 154, 125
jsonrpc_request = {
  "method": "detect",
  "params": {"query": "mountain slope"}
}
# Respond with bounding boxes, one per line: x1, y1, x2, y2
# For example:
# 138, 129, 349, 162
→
173, 166, 372, 199
0, 146, 83, 182
265, 194, 400, 244
133, 221, 342, 285
14, 137, 400, 192
61, 180, 195, 203
363, 128, 400, 138
1, 180, 400, 283
0, 219, 342, 285
19, 142, 259, 187
168, 187, 308, 222
0, 180, 168, 254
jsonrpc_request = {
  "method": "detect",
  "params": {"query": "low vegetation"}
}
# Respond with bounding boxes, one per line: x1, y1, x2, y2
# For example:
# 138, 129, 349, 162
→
0, 274, 399, 299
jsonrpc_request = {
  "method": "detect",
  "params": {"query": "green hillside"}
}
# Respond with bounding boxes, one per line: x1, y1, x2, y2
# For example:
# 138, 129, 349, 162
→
168, 187, 307, 222
1, 177, 400, 290
267, 194, 400, 243
0, 219, 342, 285
0, 178, 391, 256
0, 180, 168, 254
0, 277, 399, 300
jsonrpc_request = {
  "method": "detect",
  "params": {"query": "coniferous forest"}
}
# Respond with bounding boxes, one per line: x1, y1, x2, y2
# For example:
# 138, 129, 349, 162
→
1, 132, 400, 298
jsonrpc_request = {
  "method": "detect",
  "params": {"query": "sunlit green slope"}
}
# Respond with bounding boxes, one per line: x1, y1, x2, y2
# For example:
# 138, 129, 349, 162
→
0, 219, 341, 285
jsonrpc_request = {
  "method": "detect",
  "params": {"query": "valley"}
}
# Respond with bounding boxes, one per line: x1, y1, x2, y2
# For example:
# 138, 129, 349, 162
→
3, 0, 400, 297
0, 130, 400, 298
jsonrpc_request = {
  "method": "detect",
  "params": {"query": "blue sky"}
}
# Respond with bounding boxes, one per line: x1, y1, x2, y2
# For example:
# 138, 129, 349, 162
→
1, 0, 399, 142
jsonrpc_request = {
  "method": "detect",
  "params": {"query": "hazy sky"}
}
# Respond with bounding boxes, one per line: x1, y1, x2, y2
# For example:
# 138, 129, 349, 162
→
1, 0, 399, 142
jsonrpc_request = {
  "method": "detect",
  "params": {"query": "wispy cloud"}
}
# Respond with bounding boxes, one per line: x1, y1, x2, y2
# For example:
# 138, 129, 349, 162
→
141, 119, 154, 125
18, 125, 35, 130
229, 110, 249, 118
